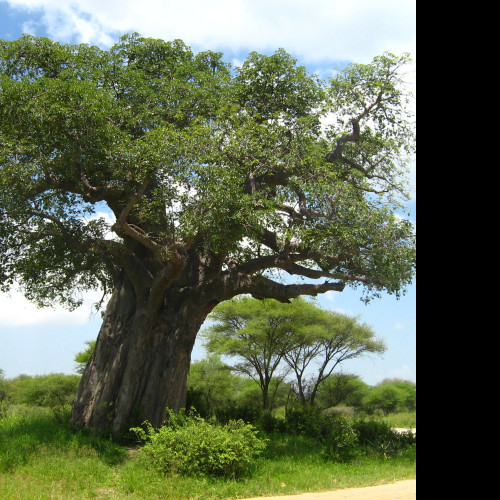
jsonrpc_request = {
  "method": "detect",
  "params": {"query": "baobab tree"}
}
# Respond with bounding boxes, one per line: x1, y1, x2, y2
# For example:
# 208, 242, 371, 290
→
0, 34, 416, 436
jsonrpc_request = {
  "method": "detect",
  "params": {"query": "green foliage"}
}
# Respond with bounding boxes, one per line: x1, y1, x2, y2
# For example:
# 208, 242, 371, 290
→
0, 369, 7, 401
205, 297, 386, 408
362, 379, 416, 415
11, 373, 79, 408
6, 373, 80, 422
1, 34, 416, 313
315, 373, 369, 409
74, 340, 96, 375
214, 402, 263, 426
284, 405, 358, 461
0, 369, 8, 417
186, 356, 240, 418
353, 419, 416, 458
354, 418, 397, 446
321, 416, 359, 462
132, 411, 267, 478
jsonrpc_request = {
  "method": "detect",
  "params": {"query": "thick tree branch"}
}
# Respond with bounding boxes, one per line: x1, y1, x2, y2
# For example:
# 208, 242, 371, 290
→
325, 89, 384, 166
111, 178, 167, 254
79, 172, 124, 205
237, 275, 345, 303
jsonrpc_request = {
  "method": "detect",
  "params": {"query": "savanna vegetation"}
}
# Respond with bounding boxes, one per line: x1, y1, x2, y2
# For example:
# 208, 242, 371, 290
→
1, 32, 415, 498
0, 346, 416, 499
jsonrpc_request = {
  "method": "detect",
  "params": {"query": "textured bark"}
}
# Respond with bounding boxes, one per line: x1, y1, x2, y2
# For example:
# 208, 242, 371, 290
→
71, 277, 215, 437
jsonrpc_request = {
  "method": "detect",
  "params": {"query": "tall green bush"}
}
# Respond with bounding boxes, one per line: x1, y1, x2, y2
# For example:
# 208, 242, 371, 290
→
132, 412, 267, 478
285, 405, 358, 460
0, 369, 9, 417
353, 418, 416, 458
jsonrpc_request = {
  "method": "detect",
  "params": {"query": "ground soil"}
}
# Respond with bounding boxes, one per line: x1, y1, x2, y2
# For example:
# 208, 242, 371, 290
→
241, 479, 417, 500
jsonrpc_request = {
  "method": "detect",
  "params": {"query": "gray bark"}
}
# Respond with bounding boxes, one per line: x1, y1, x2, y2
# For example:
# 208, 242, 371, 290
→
70, 277, 215, 437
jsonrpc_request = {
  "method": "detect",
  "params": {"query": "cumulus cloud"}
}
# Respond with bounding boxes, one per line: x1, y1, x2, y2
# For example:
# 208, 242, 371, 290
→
5, 0, 416, 63
0, 288, 102, 327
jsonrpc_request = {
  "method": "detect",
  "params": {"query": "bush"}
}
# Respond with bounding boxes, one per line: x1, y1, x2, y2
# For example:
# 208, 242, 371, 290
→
10, 374, 80, 422
354, 418, 395, 446
215, 402, 262, 425
285, 405, 358, 460
132, 411, 268, 478
353, 418, 416, 458
285, 405, 333, 440
0, 370, 8, 418
361, 380, 416, 415
321, 415, 358, 462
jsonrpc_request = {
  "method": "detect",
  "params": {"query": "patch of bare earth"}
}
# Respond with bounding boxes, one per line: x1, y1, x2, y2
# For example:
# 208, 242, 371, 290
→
240, 480, 417, 500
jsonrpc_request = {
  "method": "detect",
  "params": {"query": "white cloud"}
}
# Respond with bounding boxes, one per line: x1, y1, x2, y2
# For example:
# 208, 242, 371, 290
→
0, 288, 102, 327
388, 364, 415, 381
323, 290, 339, 302
6, 0, 416, 63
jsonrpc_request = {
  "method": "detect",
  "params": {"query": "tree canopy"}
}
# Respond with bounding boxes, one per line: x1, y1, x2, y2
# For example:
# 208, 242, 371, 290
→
0, 34, 416, 311
1, 34, 415, 434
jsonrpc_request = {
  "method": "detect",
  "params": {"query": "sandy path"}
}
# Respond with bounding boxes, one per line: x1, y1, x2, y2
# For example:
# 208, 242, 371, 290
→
241, 479, 417, 500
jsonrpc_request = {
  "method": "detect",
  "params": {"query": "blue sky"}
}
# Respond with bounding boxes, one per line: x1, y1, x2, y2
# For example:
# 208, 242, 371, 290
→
0, 0, 416, 385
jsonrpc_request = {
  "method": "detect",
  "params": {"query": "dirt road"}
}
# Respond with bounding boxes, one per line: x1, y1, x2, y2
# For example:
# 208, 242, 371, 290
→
241, 480, 417, 500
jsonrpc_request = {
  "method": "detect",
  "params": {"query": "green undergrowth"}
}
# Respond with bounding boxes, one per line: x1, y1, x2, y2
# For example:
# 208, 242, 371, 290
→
0, 406, 416, 500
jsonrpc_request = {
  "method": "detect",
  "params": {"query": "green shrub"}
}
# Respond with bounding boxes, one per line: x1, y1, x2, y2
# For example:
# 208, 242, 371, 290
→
321, 415, 358, 462
285, 405, 333, 440
361, 380, 417, 415
354, 418, 395, 446
353, 418, 416, 458
215, 402, 262, 425
132, 411, 268, 478
285, 405, 359, 461
10, 374, 80, 422
258, 411, 287, 434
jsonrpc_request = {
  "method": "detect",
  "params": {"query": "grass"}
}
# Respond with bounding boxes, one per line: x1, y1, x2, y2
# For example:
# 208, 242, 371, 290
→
0, 407, 416, 500
379, 411, 417, 429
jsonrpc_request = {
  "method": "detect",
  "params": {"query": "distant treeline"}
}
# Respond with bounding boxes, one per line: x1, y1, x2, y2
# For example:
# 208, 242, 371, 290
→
1, 363, 416, 423
187, 356, 416, 419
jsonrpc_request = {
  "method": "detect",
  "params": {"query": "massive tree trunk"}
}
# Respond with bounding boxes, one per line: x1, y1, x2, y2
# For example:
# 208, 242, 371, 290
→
71, 276, 217, 437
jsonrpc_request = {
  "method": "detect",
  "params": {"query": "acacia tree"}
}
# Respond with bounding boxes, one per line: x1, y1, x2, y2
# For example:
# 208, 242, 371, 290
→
204, 298, 385, 408
0, 34, 416, 436
203, 297, 298, 411
281, 311, 386, 406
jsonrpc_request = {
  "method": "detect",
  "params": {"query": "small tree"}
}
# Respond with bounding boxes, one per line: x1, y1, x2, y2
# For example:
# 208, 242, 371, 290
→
10, 373, 80, 421
362, 378, 416, 414
15, 374, 80, 409
380, 379, 417, 411
204, 297, 296, 411
283, 311, 386, 406
315, 373, 369, 410
204, 297, 385, 409
187, 356, 240, 417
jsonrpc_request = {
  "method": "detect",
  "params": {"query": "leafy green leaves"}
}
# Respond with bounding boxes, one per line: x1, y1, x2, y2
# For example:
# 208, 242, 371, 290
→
132, 411, 267, 477
204, 297, 386, 406
0, 34, 416, 309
